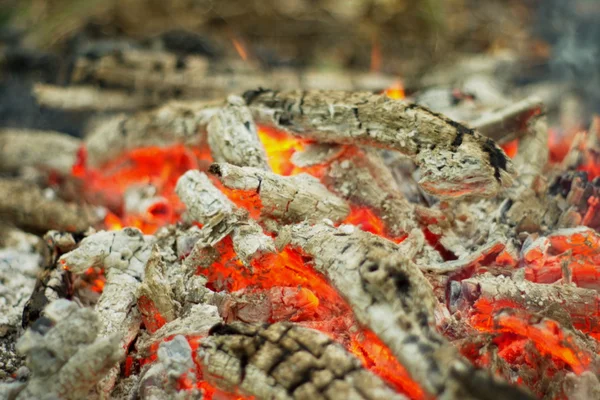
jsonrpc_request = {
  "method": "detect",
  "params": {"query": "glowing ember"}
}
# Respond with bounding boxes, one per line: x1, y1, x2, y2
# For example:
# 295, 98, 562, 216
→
385, 80, 406, 100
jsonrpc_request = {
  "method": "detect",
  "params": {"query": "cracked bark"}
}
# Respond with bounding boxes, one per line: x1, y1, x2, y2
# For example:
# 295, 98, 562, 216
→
198, 321, 407, 400
209, 162, 350, 225
321, 147, 419, 238
207, 95, 270, 170
286, 222, 523, 400
176, 170, 275, 264
243, 89, 515, 198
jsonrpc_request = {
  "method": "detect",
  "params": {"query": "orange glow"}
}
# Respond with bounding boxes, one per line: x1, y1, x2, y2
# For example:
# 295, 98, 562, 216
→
500, 139, 519, 158
350, 330, 426, 399
343, 206, 406, 243
370, 34, 381, 72
385, 80, 406, 100
190, 237, 424, 398
469, 300, 594, 376
72, 144, 212, 234
232, 38, 248, 62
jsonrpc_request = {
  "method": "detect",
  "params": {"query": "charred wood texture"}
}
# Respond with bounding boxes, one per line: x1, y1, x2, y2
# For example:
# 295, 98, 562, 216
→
207, 95, 270, 170
176, 170, 275, 263
199, 321, 407, 400
244, 89, 515, 198
210, 162, 350, 225
321, 147, 418, 237
287, 222, 505, 399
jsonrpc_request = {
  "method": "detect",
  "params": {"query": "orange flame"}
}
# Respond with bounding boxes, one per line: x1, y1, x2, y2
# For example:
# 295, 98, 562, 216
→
232, 38, 248, 62
385, 80, 405, 100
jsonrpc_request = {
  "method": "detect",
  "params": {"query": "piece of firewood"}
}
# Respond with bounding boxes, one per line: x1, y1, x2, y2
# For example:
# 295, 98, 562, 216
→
32, 83, 152, 112
71, 49, 398, 100
175, 170, 275, 264
453, 273, 600, 336
285, 221, 479, 398
209, 162, 350, 225
207, 95, 270, 170
59, 228, 152, 395
470, 96, 545, 144
321, 147, 419, 237
0, 179, 101, 234
243, 89, 515, 198
198, 321, 408, 400
0, 129, 81, 175
84, 99, 222, 167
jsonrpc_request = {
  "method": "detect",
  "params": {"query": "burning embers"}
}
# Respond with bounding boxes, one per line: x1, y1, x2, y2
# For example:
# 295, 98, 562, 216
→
5, 88, 600, 400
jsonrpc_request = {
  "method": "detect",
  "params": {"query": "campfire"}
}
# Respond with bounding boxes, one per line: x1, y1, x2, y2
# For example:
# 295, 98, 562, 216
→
2, 1, 600, 399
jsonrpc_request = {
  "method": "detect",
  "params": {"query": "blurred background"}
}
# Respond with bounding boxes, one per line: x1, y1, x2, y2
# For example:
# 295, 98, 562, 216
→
0, 0, 598, 134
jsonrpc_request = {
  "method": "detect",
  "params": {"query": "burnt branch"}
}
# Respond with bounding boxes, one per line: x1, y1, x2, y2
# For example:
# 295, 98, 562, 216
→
0, 129, 81, 176
176, 170, 275, 264
0, 179, 101, 234
207, 95, 270, 170
33, 84, 151, 112
198, 321, 407, 400
244, 89, 515, 198
321, 148, 419, 238
209, 162, 350, 225
470, 96, 545, 144
287, 222, 487, 398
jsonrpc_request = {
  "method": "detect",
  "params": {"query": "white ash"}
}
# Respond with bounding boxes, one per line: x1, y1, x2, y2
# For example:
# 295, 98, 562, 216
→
207, 95, 270, 170
8, 300, 123, 400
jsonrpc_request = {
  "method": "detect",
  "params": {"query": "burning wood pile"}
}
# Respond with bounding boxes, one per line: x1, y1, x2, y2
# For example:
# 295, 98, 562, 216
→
2, 3, 600, 399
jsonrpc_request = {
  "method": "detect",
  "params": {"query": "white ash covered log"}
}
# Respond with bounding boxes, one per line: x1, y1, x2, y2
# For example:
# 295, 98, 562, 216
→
207, 95, 270, 169
175, 170, 275, 264
286, 222, 527, 400
209, 162, 350, 225
59, 228, 152, 395
243, 89, 515, 198
0, 179, 101, 234
0, 129, 81, 176
320, 147, 419, 237
198, 321, 408, 400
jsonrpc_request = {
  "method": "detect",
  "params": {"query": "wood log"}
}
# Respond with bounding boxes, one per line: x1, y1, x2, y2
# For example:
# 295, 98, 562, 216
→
198, 321, 407, 400
209, 162, 350, 225
470, 96, 545, 144
0, 179, 101, 234
321, 147, 419, 238
243, 89, 515, 199
32, 83, 152, 112
70, 49, 399, 100
285, 222, 476, 399
0, 129, 81, 175
453, 273, 600, 335
175, 170, 275, 264
59, 228, 152, 394
207, 95, 270, 170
